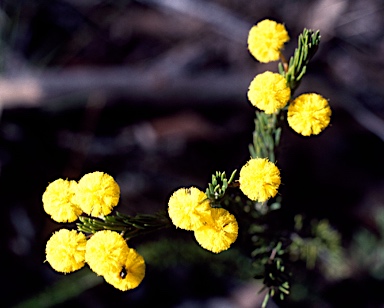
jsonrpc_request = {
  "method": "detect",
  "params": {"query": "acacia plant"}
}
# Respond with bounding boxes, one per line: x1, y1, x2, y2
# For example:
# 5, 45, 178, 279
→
42, 19, 339, 307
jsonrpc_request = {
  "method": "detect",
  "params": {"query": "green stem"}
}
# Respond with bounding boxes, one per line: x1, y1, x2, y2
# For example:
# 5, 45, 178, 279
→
249, 111, 282, 162
77, 211, 172, 240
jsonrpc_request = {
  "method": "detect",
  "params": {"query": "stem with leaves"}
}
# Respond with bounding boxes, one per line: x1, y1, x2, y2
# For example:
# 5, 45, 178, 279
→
77, 211, 171, 240
248, 28, 321, 306
279, 29, 321, 93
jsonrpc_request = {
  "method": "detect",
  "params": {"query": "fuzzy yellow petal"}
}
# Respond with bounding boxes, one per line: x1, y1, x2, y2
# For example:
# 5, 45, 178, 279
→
74, 171, 120, 217
168, 187, 211, 231
194, 208, 238, 254
85, 230, 129, 276
103, 248, 146, 291
248, 19, 289, 63
45, 229, 86, 273
239, 158, 281, 202
288, 93, 331, 136
247, 71, 291, 114
43, 179, 82, 223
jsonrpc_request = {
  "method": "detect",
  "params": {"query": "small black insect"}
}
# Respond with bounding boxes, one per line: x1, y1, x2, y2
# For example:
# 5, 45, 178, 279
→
120, 267, 128, 279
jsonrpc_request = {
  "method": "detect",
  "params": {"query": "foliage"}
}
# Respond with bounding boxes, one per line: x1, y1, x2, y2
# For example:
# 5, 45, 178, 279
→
41, 18, 341, 307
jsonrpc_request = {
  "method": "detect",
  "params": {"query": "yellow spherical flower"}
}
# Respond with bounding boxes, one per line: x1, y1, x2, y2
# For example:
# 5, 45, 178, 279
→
239, 158, 281, 202
248, 19, 289, 63
247, 71, 291, 114
103, 248, 146, 291
168, 187, 211, 231
43, 179, 82, 223
45, 229, 86, 273
194, 208, 238, 254
85, 230, 129, 276
74, 171, 120, 217
287, 93, 332, 136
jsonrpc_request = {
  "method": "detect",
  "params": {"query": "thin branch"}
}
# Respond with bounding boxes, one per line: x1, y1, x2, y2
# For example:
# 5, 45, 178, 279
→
136, 0, 252, 44
0, 66, 254, 109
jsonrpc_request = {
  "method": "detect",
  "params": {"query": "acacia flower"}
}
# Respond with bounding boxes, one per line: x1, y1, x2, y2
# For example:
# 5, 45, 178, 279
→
85, 230, 129, 276
239, 158, 281, 202
42, 179, 82, 223
103, 248, 146, 291
247, 19, 289, 63
168, 187, 211, 231
45, 229, 86, 273
73, 171, 120, 217
287, 93, 332, 136
247, 71, 291, 114
194, 208, 238, 254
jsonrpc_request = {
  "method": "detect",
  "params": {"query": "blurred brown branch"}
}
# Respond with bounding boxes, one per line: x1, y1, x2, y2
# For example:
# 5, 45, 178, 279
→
0, 66, 254, 109
136, 0, 252, 43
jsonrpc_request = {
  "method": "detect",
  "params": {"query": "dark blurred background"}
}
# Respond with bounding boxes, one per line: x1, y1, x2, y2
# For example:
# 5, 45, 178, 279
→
1, 0, 384, 307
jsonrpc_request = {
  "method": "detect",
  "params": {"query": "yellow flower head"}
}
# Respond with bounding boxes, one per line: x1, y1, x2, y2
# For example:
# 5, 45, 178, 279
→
168, 187, 211, 231
85, 230, 129, 276
194, 208, 238, 254
103, 248, 146, 291
74, 171, 120, 217
239, 158, 281, 202
42, 179, 82, 223
45, 229, 86, 273
287, 93, 332, 136
247, 71, 291, 114
248, 19, 289, 63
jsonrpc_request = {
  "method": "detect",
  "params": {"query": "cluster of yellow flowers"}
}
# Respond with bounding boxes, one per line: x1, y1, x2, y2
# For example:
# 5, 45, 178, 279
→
168, 187, 238, 253
166, 160, 281, 253
247, 19, 331, 136
43, 171, 145, 291
43, 171, 120, 222
41, 19, 330, 299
